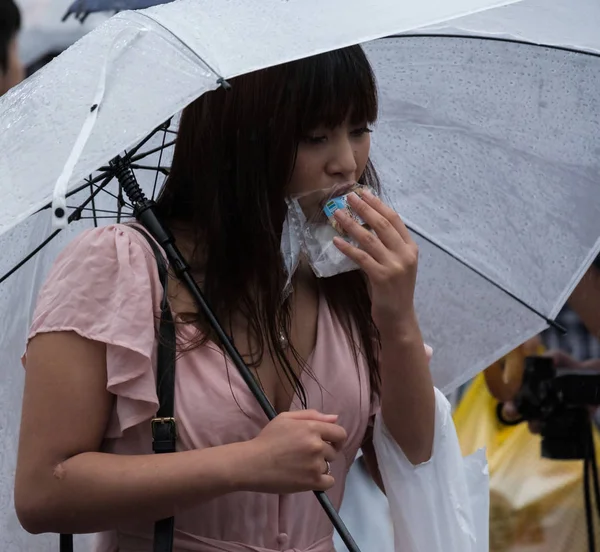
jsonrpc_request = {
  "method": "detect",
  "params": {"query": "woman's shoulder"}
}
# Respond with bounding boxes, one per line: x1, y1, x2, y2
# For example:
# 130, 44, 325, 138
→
29, 223, 164, 344
43, 223, 164, 292
56, 223, 158, 264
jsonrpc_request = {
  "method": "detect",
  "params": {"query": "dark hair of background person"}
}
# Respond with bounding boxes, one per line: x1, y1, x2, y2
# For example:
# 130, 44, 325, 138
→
0, 0, 21, 74
156, 45, 382, 408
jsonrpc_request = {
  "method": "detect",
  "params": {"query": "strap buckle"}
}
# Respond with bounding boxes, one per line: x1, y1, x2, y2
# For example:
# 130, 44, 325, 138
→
151, 417, 178, 453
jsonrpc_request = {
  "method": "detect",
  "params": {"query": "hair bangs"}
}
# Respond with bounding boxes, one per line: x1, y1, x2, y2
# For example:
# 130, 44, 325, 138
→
293, 45, 378, 135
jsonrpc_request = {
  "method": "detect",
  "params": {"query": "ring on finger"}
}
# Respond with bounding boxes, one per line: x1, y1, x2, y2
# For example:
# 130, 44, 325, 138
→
324, 460, 331, 476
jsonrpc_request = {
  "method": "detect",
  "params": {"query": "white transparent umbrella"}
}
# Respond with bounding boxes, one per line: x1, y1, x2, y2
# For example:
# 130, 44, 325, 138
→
3, 0, 600, 548
0, 1, 525, 550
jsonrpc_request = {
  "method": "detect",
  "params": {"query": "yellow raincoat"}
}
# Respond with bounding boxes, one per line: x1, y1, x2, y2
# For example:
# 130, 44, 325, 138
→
454, 345, 600, 551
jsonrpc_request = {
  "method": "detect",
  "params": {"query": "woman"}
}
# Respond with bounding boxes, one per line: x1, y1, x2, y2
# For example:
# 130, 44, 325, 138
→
14, 45, 435, 551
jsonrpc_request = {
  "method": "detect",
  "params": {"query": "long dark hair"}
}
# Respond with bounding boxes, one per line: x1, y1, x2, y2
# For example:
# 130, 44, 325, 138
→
156, 45, 381, 408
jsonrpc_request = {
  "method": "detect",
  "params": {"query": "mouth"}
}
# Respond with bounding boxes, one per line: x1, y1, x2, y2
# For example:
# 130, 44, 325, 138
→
292, 182, 360, 225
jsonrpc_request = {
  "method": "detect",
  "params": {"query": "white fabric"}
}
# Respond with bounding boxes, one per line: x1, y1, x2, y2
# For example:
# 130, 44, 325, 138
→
335, 390, 489, 552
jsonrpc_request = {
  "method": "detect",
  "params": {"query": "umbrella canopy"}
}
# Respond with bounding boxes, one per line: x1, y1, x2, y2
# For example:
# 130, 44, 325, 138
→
418, 0, 600, 54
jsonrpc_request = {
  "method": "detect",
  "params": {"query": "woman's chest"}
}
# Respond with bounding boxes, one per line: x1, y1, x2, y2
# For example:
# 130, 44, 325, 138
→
109, 300, 373, 469
172, 337, 371, 463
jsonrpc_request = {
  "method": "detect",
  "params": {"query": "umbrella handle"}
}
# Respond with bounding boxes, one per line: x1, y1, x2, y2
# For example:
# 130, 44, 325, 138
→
113, 157, 362, 552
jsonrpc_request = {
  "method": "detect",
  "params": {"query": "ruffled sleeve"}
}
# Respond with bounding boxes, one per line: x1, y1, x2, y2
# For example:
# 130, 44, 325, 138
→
27, 224, 164, 438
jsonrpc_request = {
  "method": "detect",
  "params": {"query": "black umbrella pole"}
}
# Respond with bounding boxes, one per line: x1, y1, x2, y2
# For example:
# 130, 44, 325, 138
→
135, 204, 361, 552
112, 156, 360, 552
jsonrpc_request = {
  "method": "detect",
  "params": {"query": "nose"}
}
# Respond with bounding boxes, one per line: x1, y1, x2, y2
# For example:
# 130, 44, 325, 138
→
326, 135, 357, 181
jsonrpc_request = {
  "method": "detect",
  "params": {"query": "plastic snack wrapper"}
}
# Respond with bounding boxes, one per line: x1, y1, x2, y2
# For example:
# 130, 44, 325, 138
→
335, 387, 489, 552
282, 182, 376, 280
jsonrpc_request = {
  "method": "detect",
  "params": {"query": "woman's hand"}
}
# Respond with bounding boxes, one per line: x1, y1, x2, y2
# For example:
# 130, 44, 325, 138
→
242, 410, 347, 494
332, 188, 418, 336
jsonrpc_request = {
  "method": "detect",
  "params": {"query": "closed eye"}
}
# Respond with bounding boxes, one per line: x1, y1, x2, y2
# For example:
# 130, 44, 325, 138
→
350, 127, 373, 137
302, 135, 327, 145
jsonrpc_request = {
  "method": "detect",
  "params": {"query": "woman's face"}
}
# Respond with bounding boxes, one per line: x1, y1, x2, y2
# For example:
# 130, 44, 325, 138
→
288, 118, 372, 197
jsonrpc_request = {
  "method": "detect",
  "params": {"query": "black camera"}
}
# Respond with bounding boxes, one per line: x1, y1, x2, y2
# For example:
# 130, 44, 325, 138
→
512, 356, 600, 460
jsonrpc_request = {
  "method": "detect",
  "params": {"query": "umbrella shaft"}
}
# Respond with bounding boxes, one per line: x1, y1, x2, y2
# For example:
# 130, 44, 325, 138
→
135, 205, 361, 552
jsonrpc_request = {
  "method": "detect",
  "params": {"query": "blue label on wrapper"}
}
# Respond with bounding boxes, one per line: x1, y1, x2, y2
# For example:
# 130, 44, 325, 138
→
323, 196, 347, 218
322, 193, 365, 225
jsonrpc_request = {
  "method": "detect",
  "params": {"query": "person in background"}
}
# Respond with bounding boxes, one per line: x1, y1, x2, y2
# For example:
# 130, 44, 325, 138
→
500, 260, 600, 429
0, 0, 24, 96
551, 260, 600, 347
540, 259, 600, 368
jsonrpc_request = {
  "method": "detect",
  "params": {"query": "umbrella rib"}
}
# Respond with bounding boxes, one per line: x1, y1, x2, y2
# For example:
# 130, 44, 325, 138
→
78, 215, 134, 220
0, 174, 114, 285
404, 223, 566, 333
390, 33, 600, 60
123, 120, 171, 161
35, 132, 168, 217
88, 179, 99, 227
128, 140, 176, 163
0, 229, 63, 285
134, 12, 231, 89
116, 175, 124, 223
95, 121, 172, 174
66, 205, 130, 215
35, 171, 113, 214
129, 164, 170, 175
152, 127, 169, 199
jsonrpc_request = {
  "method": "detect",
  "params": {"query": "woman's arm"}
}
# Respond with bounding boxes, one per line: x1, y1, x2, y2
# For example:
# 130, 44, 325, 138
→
15, 331, 249, 534
377, 316, 435, 465
15, 331, 347, 535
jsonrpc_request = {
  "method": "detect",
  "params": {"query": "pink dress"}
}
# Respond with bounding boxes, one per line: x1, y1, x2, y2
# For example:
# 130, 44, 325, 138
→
27, 224, 378, 552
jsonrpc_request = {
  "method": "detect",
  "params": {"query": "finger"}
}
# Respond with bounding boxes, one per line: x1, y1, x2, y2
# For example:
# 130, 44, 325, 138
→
313, 422, 348, 450
322, 442, 338, 462
279, 408, 339, 423
345, 193, 405, 252
333, 235, 381, 276
315, 474, 336, 491
361, 188, 413, 244
333, 208, 389, 264
281, 410, 339, 423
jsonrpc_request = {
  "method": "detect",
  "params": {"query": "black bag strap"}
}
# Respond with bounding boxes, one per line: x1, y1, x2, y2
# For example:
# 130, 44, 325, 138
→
132, 225, 178, 552
59, 225, 177, 552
